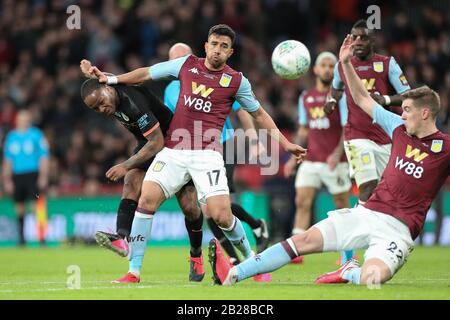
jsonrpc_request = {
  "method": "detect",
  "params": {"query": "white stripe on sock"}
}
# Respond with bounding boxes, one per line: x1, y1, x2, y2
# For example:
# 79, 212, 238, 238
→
287, 238, 299, 256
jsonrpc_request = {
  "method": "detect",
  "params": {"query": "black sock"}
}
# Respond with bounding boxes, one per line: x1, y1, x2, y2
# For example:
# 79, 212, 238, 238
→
18, 216, 25, 244
206, 218, 240, 262
231, 203, 260, 229
185, 212, 203, 257
116, 199, 138, 238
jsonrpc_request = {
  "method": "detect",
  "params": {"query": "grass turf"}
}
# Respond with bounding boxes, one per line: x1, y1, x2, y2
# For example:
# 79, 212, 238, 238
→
0, 245, 449, 300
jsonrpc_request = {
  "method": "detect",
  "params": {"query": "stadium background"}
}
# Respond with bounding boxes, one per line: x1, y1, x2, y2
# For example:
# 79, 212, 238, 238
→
0, 0, 449, 247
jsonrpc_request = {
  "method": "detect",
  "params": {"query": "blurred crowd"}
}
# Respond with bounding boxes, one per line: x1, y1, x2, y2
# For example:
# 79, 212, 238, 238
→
0, 0, 449, 196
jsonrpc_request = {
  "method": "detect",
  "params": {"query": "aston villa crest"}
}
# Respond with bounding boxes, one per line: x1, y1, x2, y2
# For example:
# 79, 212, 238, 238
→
431, 140, 443, 153
373, 62, 384, 73
219, 73, 232, 87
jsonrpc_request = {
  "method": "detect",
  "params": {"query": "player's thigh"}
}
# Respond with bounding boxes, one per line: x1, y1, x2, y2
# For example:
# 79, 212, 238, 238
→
139, 180, 167, 211
373, 143, 391, 178
295, 161, 321, 189
312, 207, 371, 252
188, 150, 229, 205
344, 139, 380, 186
175, 181, 200, 218
321, 162, 352, 196
144, 148, 191, 199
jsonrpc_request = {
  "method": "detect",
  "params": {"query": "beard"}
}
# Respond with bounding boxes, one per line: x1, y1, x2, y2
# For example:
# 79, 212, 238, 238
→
319, 77, 332, 86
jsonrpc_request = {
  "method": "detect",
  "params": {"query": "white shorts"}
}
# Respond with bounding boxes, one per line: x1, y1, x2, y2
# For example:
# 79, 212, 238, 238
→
314, 206, 414, 276
344, 139, 391, 186
144, 147, 229, 203
295, 161, 351, 195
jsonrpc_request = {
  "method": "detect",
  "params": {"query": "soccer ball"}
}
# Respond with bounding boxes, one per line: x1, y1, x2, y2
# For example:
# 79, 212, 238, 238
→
271, 40, 311, 79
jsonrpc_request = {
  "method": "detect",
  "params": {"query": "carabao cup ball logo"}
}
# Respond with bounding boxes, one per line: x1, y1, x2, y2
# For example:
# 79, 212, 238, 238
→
271, 40, 311, 80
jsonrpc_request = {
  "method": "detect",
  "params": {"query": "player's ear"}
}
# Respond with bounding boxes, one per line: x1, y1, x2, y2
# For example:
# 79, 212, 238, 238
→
227, 47, 234, 58
313, 65, 319, 76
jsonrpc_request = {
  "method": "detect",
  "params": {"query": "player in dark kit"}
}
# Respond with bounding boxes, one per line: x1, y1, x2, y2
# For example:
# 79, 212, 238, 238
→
209, 35, 449, 286
80, 60, 205, 282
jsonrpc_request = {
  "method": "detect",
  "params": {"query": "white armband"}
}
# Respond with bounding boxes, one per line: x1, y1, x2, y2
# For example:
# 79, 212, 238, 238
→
327, 97, 337, 104
106, 76, 118, 85
383, 95, 391, 106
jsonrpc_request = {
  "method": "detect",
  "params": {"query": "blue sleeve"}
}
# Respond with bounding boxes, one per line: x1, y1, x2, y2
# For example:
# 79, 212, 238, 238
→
332, 63, 344, 90
338, 93, 348, 126
298, 93, 307, 125
372, 103, 403, 138
388, 57, 411, 94
232, 101, 241, 112
36, 130, 49, 158
149, 55, 190, 81
164, 81, 180, 113
234, 75, 260, 112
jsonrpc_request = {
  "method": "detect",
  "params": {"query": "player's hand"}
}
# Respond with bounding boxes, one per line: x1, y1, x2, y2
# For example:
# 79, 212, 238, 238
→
339, 34, 354, 63
370, 93, 386, 106
285, 143, 307, 164
283, 157, 298, 178
3, 179, 14, 195
326, 153, 339, 171
80, 59, 94, 78
89, 66, 108, 83
324, 100, 337, 115
106, 163, 128, 181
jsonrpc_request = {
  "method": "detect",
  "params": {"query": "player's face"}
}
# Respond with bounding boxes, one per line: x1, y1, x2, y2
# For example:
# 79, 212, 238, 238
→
204, 34, 234, 70
314, 57, 335, 84
401, 99, 422, 135
351, 28, 372, 59
84, 86, 117, 116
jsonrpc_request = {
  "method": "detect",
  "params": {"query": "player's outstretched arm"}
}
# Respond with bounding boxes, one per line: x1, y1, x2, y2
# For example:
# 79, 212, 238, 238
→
105, 127, 164, 181
340, 35, 377, 118
249, 107, 307, 163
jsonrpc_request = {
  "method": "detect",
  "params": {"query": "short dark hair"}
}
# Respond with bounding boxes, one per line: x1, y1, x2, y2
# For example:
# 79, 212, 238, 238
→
352, 19, 368, 29
402, 86, 441, 119
80, 78, 104, 101
208, 24, 236, 45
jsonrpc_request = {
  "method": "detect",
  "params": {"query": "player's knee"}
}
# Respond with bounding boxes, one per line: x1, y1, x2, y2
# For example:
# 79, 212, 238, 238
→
138, 193, 158, 212
292, 229, 322, 253
122, 181, 141, 200
180, 201, 200, 220
210, 207, 232, 228
360, 265, 391, 285
296, 195, 312, 212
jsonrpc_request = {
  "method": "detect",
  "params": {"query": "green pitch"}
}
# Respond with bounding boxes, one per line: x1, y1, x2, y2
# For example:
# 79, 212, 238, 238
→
1, 245, 449, 300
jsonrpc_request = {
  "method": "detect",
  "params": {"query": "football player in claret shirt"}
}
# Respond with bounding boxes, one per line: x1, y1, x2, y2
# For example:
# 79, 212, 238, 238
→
324, 19, 411, 264
87, 24, 306, 283
209, 35, 449, 287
